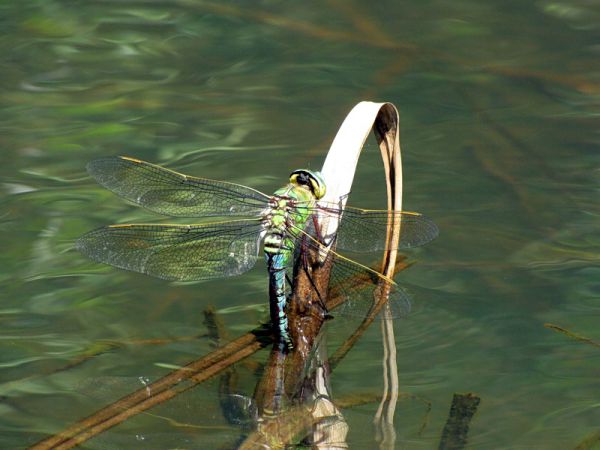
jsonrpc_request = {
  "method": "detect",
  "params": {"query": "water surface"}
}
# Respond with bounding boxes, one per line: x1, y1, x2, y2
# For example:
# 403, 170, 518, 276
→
1, 1, 598, 449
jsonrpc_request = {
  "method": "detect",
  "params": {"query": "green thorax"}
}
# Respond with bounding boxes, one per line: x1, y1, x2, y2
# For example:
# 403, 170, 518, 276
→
271, 184, 314, 226
264, 169, 326, 255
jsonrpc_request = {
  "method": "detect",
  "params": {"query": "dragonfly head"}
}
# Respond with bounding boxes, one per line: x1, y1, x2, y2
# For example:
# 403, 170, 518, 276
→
289, 169, 326, 199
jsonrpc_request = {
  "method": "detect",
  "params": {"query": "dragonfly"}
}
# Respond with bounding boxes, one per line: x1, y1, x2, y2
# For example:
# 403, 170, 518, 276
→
76, 156, 438, 347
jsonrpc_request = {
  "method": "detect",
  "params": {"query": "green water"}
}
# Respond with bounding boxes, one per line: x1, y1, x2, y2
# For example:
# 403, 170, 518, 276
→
1, 1, 598, 449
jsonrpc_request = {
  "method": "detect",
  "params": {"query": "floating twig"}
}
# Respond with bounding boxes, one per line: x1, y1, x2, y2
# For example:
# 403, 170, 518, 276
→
438, 393, 481, 450
545, 323, 600, 349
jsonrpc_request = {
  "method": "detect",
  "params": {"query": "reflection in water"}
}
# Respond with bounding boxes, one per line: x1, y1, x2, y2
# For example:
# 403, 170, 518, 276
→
42, 301, 410, 449
373, 308, 399, 450
247, 333, 350, 449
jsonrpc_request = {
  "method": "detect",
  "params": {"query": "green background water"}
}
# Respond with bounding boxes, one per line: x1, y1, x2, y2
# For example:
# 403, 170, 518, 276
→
1, 1, 598, 449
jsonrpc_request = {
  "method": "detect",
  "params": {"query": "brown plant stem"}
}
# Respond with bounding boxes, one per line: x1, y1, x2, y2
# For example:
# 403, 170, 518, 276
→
28, 328, 271, 450
329, 257, 412, 369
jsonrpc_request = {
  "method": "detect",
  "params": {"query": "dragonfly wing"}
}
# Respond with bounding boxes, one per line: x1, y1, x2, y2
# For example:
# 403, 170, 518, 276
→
76, 220, 264, 281
326, 254, 411, 319
313, 203, 438, 252
290, 226, 411, 320
87, 156, 271, 217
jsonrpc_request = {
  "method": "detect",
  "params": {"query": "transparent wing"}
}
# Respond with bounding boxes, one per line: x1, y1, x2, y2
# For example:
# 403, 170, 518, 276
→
326, 253, 411, 319
76, 220, 264, 281
291, 227, 411, 320
87, 156, 271, 217
312, 202, 439, 252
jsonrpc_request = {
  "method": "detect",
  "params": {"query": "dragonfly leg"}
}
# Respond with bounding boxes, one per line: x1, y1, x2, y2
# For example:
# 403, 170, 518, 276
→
296, 240, 329, 318
305, 266, 330, 318
311, 214, 331, 247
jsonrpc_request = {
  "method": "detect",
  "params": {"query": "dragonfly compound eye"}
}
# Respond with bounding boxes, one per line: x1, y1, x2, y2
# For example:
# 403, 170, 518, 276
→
289, 169, 326, 199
